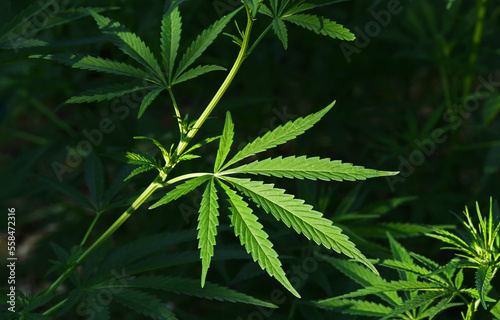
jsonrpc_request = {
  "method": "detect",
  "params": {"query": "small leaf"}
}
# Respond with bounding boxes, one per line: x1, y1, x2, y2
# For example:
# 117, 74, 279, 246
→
198, 178, 220, 287
161, 5, 182, 83
476, 265, 494, 309
271, 18, 288, 49
221, 101, 335, 170
282, 14, 355, 41
214, 112, 235, 172
133, 136, 169, 164
137, 87, 165, 118
125, 165, 156, 181
172, 65, 227, 85
150, 175, 212, 209
218, 181, 300, 297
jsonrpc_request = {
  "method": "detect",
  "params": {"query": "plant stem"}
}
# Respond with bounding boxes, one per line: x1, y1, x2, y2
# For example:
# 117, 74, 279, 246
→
168, 87, 183, 133
43, 175, 164, 296
463, 0, 488, 97
163, 172, 212, 186
174, 8, 254, 157
79, 211, 102, 247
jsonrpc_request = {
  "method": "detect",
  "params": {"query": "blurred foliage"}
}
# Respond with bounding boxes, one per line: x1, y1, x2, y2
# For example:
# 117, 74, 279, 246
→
0, 0, 499, 318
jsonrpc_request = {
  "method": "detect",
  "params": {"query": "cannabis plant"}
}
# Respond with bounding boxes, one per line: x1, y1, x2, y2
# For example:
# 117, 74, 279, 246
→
315, 199, 500, 319
9, 0, 398, 318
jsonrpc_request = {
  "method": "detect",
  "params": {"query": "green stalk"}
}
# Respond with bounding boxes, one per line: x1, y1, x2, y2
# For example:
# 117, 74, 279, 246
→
463, 0, 488, 97
168, 87, 183, 133
175, 8, 254, 157
41, 5, 255, 313
43, 175, 164, 297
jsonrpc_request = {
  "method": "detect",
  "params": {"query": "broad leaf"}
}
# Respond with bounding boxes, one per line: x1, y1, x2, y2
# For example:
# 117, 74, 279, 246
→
224, 176, 377, 273
218, 181, 300, 297
227, 155, 397, 181
221, 101, 335, 170
198, 178, 220, 286
150, 175, 212, 208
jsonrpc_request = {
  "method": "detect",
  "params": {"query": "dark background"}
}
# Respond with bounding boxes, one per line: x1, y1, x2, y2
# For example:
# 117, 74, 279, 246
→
1, 0, 499, 318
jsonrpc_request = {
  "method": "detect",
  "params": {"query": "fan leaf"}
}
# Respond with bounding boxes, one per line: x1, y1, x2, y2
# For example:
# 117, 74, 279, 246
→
218, 181, 300, 297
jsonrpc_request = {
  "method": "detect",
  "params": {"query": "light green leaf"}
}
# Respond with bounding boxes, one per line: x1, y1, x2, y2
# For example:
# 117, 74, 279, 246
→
272, 18, 288, 49
283, 14, 354, 41
198, 178, 220, 287
227, 155, 398, 181
150, 175, 212, 209
125, 275, 277, 308
88, 10, 165, 83
173, 65, 227, 85
223, 176, 377, 274
30, 53, 153, 80
65, 82, 155, 104
113, 289, 177, 320
161, 6, 182, 83
221, 101, 334, 170
214, 112, 235, 172
174, 6, 242, 80
138, 87, 165, 118
133, 136, 169, 164
125, 165, 156, 181
476, 265, 494, 309
122, 151, 157, 166
218, 181, 300, 297
183, 136, 221, 155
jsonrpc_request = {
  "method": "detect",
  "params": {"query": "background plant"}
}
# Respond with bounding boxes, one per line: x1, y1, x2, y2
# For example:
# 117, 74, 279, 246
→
1, 0, 499, 319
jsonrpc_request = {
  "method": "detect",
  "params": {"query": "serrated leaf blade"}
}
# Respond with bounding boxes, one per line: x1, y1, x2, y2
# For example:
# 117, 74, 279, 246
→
214, 112, 235, 172
174, 7, 242, 80
198, 178, 220, 287
227, 155, 398, 181
218, 181, 300, 297
282, 14, 355, 41
150, 175, 212, 209
223, 176, 377, 274
221, 101, 335, 170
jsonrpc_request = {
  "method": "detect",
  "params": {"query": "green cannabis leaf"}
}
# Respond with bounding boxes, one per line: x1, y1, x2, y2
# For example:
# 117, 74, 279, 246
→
150, 103, 398, 296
